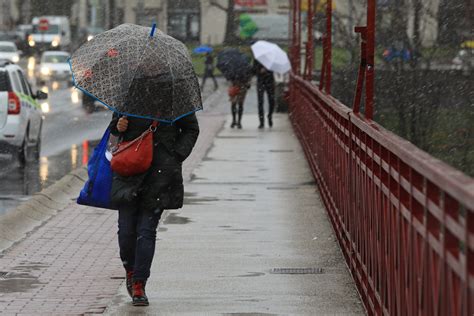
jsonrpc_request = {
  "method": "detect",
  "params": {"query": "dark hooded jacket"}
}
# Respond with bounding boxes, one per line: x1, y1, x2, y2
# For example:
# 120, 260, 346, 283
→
109, 113, 199, 211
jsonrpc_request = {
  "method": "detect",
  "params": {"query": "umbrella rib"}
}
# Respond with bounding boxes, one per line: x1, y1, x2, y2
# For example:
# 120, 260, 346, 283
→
123, 34, 151, 114
163, 41, 176, 118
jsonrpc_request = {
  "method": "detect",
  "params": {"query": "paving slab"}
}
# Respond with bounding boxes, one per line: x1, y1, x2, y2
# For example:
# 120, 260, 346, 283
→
105, 114, 364, 315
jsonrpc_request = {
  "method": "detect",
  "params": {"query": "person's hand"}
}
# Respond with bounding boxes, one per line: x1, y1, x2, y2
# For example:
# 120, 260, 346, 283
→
117, 117, 128, 133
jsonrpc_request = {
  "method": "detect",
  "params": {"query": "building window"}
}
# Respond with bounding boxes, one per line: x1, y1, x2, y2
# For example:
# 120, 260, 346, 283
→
167, 0, 200, 42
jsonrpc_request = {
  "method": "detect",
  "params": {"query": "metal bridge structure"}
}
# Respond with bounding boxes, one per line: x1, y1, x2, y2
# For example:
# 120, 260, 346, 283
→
288, 1, 474, 315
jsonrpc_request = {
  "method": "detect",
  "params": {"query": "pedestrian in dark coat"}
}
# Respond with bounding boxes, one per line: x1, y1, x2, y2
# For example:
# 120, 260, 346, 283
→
253, 60, 275, 128
201, 52, 218, 91
108, 112, 199, 305
228, 79, 250, 129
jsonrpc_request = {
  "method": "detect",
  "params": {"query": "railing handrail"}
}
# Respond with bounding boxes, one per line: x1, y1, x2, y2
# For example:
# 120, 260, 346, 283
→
292, 74, 474, 208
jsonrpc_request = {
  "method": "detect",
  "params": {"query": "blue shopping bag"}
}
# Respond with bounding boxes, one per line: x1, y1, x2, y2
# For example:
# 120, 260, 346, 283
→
77, 128, 115, 210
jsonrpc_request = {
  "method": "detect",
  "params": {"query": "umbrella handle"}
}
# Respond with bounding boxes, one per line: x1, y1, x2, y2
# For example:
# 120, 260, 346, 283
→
150, 23, 156, 37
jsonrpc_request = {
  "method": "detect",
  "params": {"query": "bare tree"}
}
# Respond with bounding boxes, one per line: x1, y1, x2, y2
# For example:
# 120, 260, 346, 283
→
209, 0, 239, 45
331, 0, 365, 65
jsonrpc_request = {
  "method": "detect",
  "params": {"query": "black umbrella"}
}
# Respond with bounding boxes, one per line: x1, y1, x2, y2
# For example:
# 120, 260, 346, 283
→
216, 48, 252, 82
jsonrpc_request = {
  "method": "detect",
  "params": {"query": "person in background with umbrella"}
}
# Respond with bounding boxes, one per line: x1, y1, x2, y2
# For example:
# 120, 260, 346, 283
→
253, 59, 275, 129
228, 78, 251, 129
216, 48, 253, 129
251, 40, 291, 129
201, 51, 218, 91
70, 24, 202, 307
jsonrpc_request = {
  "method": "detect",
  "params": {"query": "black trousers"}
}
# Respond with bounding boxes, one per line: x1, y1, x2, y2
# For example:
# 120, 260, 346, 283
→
118, 203, 164, 281
257, 80, 275, 122
201, 71, 218, 90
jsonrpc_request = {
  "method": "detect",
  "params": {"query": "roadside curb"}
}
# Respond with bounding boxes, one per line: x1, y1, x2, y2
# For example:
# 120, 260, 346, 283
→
0, 167, 87, 254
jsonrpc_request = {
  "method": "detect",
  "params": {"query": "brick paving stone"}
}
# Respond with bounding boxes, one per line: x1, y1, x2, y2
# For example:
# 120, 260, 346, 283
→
0, 89, 225, 314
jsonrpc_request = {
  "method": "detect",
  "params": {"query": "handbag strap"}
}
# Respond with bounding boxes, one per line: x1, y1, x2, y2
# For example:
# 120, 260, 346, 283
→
150, 120, 159, 132
113, 120, 160, 155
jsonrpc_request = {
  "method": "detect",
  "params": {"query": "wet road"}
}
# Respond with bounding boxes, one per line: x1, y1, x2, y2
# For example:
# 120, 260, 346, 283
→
0, 56, 111, 215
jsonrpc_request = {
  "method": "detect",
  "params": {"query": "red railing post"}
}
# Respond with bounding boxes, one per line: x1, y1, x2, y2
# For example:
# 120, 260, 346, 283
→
295, 0, 302, 75
352, 0, 375, 120
304, 0, 314, 80
318, 0, 332, 94
365, 0, 375, 119
352, 26, 367, 115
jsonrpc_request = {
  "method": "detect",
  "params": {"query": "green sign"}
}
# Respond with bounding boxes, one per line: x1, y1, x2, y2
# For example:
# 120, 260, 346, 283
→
239, 14, 258, 40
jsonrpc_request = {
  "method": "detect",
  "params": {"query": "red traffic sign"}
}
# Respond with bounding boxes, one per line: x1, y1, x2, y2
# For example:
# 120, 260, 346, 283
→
39, 18, 49, 31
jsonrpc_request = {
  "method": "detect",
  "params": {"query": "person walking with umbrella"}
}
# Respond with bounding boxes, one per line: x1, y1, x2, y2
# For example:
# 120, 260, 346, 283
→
251, 41, 291, 129
70, 24, 202, 306
253, 59, 275, 128
216, 48, 252, 128
228, 78, 251, 128
195, 46, 219, 91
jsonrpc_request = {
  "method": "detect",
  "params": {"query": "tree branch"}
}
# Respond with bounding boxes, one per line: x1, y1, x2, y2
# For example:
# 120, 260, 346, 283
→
209, 0, 228, 12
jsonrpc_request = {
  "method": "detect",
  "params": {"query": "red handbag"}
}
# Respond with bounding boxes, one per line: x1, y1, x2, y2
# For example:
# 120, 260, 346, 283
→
228, 85, 241, 97
111, 121, 159, 177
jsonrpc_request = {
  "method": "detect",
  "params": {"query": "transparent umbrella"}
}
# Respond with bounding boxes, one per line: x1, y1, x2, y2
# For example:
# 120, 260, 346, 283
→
70, 23, 202, 123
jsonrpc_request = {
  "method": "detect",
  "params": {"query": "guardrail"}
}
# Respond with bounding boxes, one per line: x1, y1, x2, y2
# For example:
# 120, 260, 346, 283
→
289, 0, 473, 315
289, 75, 473, 315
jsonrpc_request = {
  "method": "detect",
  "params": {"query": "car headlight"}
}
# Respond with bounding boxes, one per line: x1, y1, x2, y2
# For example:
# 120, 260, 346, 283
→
12, 55, 19, 63
29, 40, 35, 47
40, 67, 50, 76
51, 39, 59, 47
87, 35, 94, 41
41, 102, 50, 113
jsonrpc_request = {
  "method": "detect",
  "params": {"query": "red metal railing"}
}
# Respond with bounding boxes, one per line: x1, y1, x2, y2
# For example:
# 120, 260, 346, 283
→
288, 1, 474, 315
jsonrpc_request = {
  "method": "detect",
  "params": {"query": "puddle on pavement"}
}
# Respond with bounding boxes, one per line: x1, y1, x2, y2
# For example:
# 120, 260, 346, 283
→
184, 196, 219, 205
189, 174, 208, 181
225, 228, 253, 232
163, 212, 191, 225
11, 262, 49, 271
0, 272, 44, 293
236, 272, 265, 277
218, 272, 265, 278
266, 180, 316, 191
185, 196, 256, 204
223, 313, 277, 316
0, 261, 48, 293
216, 136, 258, 139
0, 141, 98, 216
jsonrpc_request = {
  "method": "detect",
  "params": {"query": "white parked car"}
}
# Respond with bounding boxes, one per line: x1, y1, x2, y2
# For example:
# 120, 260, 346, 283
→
0, 41, 20, 63
38, 51, 71, 84
0, 60, 47, 163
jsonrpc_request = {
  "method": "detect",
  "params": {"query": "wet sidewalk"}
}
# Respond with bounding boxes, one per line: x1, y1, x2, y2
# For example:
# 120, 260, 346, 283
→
105, 114, 364, 314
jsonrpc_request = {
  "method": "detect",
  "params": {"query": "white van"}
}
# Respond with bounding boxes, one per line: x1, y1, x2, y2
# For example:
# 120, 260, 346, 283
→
29, 16, 71, 52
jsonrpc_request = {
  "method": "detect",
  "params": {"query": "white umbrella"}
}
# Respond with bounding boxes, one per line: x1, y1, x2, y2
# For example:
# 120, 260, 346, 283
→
251, 40, 291, 74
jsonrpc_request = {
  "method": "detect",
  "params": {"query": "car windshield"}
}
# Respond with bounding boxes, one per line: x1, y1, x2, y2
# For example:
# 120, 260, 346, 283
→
32, 24, 60, 35
42, 55, 69, 63
0, 45, 16, 52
